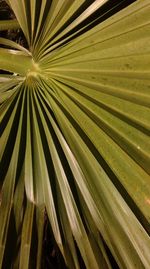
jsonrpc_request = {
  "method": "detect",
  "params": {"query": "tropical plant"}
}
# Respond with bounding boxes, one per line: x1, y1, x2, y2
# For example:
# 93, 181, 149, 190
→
0, 0, 150, 268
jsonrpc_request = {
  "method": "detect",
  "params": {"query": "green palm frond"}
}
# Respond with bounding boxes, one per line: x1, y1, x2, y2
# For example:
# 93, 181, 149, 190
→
0, 0, 150, 268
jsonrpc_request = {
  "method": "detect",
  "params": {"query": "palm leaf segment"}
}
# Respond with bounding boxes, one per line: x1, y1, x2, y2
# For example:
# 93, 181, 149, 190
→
0, 0, 150, 268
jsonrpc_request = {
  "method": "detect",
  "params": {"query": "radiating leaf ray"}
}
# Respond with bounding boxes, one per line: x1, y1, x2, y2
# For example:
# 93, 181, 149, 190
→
7, 0, 30, 45
24, 87, 34, 202
0, 19, 19, 31
46, 79, 150, 224
0, 0, 150, 268
51, 79, 150, 173
31, 87, 100, 268
44, 89, 150, 268
40, 0, 108, 51
0, 38, 31, 55
36, 87, 112, 268
25, 88, 65, 257
0, 89, 26, 267
35, 205, 45, 269
0, 88, 21, 161
19, 201, 35, 269
45, 0, 150, 62
50, 77, 150, 132
45, 72, 150, 107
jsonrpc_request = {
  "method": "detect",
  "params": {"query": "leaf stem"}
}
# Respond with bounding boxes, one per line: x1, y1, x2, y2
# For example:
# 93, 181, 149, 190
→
0, 48, 39, 77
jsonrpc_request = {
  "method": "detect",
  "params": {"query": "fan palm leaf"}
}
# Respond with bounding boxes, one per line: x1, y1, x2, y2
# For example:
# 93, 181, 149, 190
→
0, 0, 150, 268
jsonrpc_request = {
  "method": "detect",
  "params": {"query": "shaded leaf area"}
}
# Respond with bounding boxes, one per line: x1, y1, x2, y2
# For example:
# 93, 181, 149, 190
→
0, 0, 26, 47
1, 200, 66, 269
0, 0, 150, 269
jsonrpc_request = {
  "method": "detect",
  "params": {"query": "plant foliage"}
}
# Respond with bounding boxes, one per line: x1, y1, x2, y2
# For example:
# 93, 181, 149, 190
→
0, 0, 150, 268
